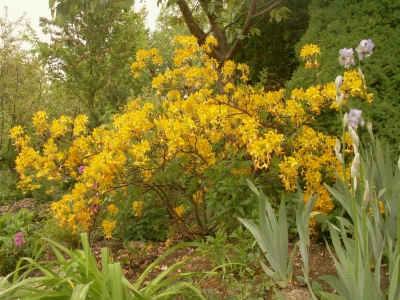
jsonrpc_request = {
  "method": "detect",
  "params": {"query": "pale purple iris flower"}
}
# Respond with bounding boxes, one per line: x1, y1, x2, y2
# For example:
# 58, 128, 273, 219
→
339, 47, 355, 68
356, 39, 374, 60
348, 108, 365, 128
14, 232, 25, 247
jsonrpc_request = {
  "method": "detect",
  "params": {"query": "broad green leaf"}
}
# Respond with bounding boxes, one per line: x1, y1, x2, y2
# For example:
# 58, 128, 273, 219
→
245, 178, 259, 196
109, 263, 124, 300
320, 275, 350, 299
49, 0, 57, 9
389, 256, 400, 300
249, 28, 261, 36
71, 282, 93, 300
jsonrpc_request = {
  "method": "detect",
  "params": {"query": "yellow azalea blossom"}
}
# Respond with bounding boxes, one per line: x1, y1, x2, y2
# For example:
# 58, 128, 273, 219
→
32, 111, 49, 136
133, 201, 144, 217
102, 220, 116, 239
369, 201, 385, 215
73, 115, 88, 136
300, 44, 321, 69
108, 204, 119, 215
174, 205, 185, 218
300, 44, 321, 59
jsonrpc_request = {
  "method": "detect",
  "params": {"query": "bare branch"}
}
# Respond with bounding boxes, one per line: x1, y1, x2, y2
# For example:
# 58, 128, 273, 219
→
176, 0, 207, 44
225, 0, 284, 61
252, 0, 285, 19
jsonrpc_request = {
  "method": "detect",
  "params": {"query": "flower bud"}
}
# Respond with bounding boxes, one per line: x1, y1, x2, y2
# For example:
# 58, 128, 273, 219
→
335, 75, 343, 91
334, 139, 344, 163
343, 113, 348, 127
351, 153, 360, 178
353, 176, 358, 193
348, 125, 360, 147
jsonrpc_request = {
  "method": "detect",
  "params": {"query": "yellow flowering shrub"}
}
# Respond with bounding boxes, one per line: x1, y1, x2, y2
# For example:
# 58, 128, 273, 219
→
10, 37, 372, 238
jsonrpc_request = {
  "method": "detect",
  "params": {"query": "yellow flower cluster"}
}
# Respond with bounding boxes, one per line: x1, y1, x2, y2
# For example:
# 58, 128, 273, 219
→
330, 70, 373, 109
133, 201, 144, 217
174, 205, 185, 218
279, 126, 348, 215
102, 220, 116, 239
108, 204, 119, 215
300, 44, 321, 68
130, 48, 163, 78
32, 111, 49, 136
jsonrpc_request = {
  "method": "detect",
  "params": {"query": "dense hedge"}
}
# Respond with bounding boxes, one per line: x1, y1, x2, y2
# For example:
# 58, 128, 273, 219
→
286, 0, 400, 157
235, 0, 311, 90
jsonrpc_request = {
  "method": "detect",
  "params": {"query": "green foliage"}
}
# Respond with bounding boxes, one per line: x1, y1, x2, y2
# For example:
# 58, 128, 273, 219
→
203, 155, 257, 233
203, 273, 275, 299
294, 185, 319, 290
204, 226, 264, 277
239, 179, 318, 289
40, 3, 148, 128
0, 169, 26, 204
286, 0, 400, 157
238, 179, 298, 288
0, 232, 216, 299
115, 199, 170, 242
313, 134, 400, 298
50, 0, 135, 20
236, 0, 311, 89
39, 217, 81, 249
0, 209, 40, 277
0, 8, 47, 167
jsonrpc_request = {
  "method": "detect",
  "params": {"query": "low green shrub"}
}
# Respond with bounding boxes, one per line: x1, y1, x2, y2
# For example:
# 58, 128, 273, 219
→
0, 209, 40, 277
115, 200, 171, 242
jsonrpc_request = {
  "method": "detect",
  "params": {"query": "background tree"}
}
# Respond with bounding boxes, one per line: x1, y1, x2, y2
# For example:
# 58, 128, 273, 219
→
0, 8, 47, 167
50, 0, 288, 64
286, 0, 400, 157
39, 3, 148, 128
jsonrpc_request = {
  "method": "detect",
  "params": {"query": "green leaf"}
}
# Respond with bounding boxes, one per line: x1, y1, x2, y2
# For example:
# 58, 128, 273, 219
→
109, 263, 125, 300
249, 28, 261, 36
320, 275, 350, 299
55, 2, 70, 21
245, 178, 259, 196
312, 280, 323, 294
71, 282, 93, 300
49, 0, 57, 9
389, 256, 400, 300
123, 0, 134, 10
